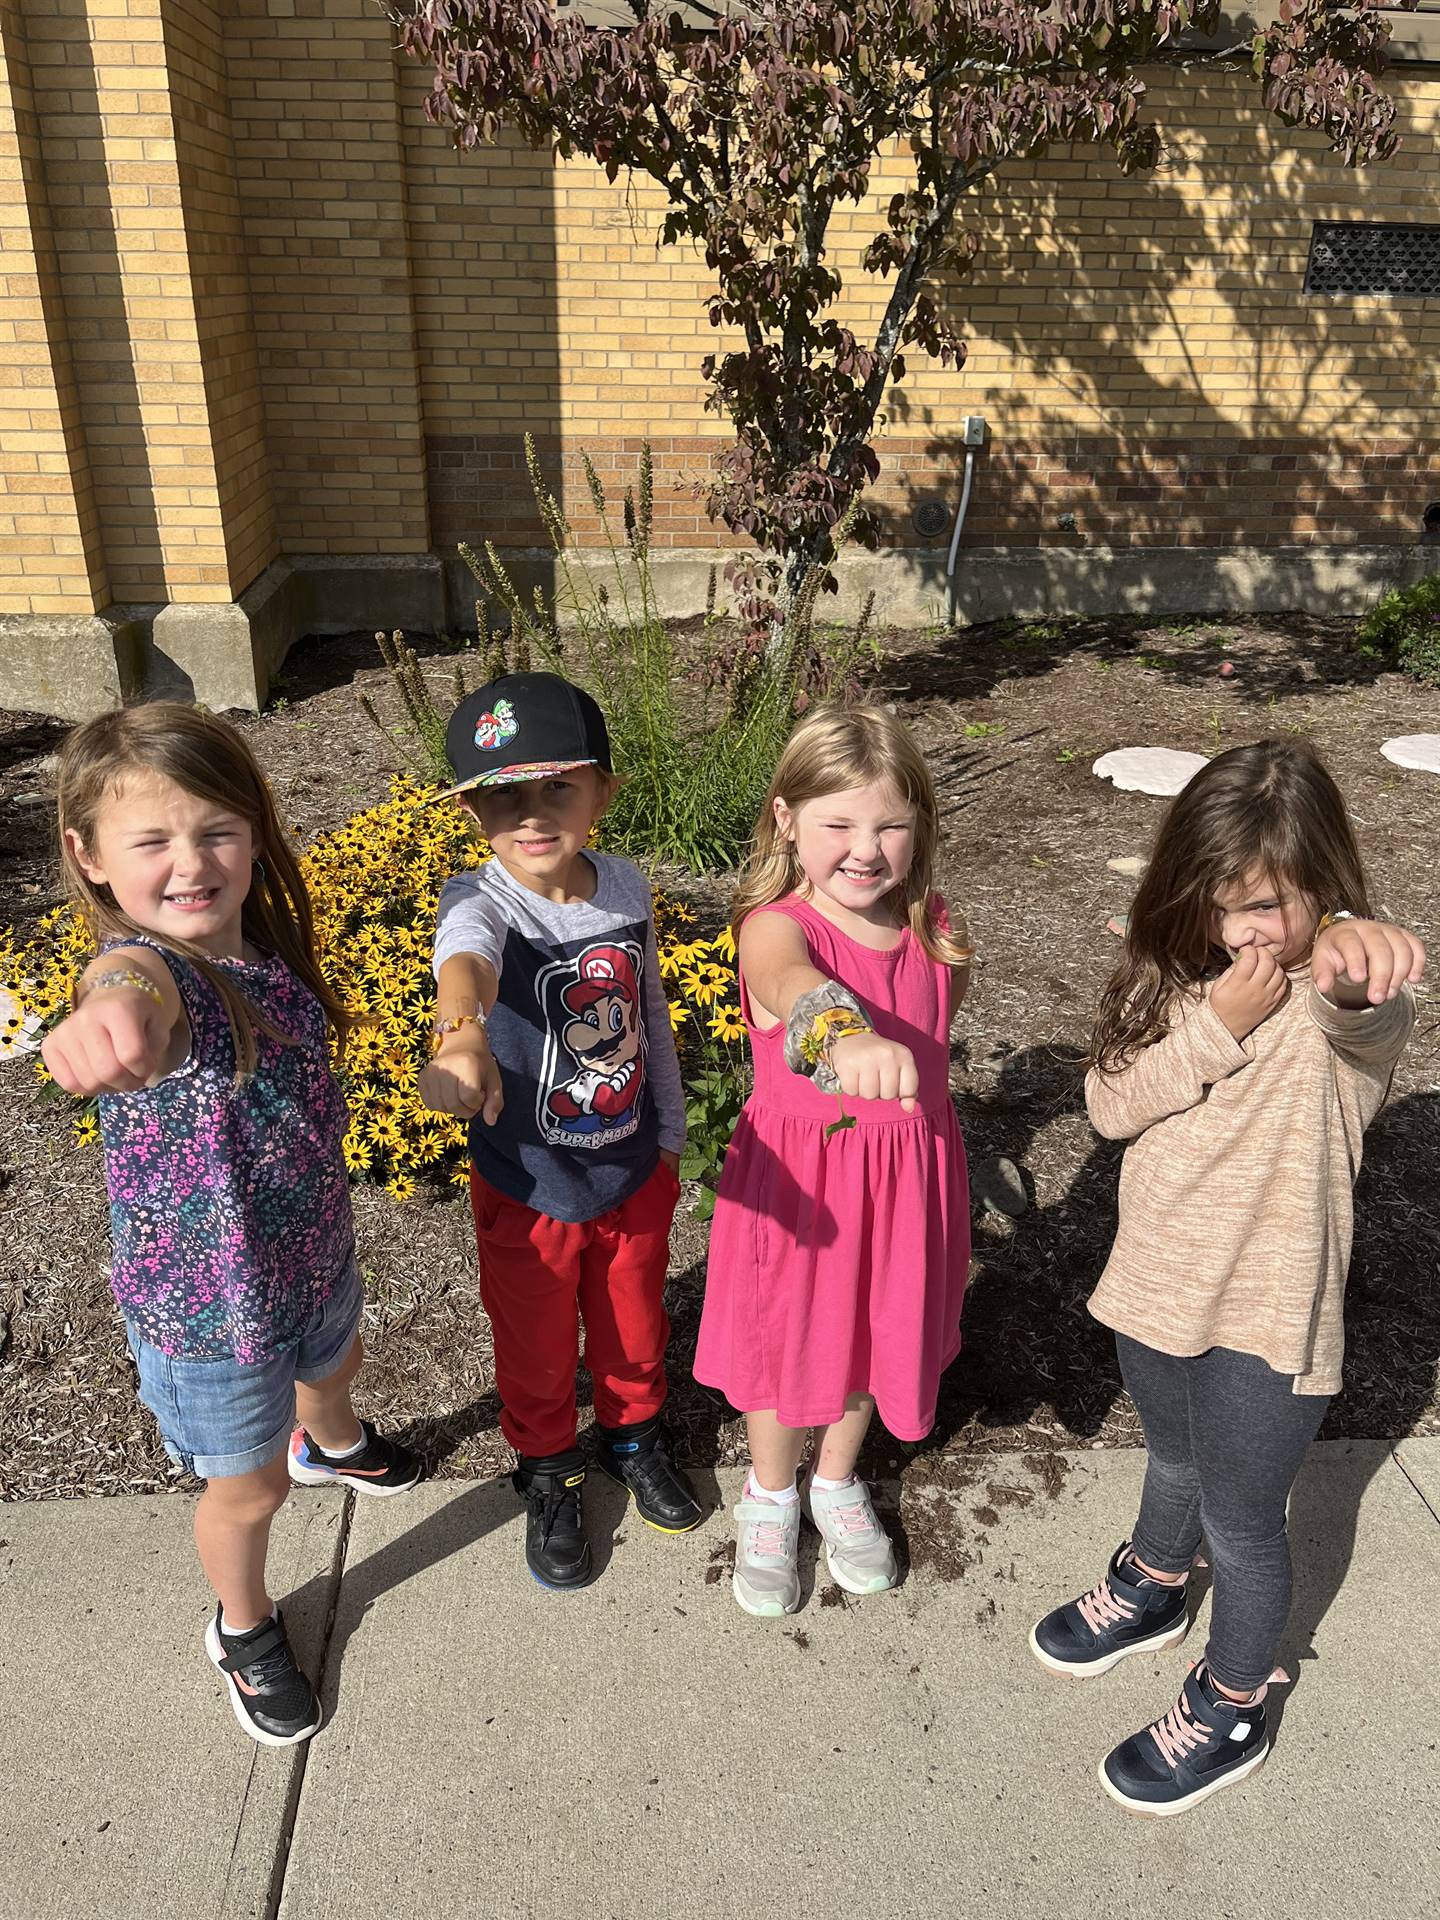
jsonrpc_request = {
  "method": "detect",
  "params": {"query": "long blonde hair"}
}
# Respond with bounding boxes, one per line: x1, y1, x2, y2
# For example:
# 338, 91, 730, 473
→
732, 704, 972, 967
1091, 738, 1370, 1073
56, 703, 352, 1077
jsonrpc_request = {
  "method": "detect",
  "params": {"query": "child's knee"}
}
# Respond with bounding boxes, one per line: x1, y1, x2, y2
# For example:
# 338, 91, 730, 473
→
202, 1454, 290, 1525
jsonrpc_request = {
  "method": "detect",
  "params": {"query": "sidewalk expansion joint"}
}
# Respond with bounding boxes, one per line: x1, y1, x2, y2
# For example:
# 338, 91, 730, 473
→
1390, 1443, 1440, 1528
260, 1489, 356, 1920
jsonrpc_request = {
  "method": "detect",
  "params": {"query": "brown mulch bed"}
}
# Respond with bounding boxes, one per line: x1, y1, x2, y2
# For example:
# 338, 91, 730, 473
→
2, 617, 1437, 1501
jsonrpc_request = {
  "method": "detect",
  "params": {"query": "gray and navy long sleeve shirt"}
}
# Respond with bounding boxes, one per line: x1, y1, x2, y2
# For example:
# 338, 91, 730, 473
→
433, 852, 685, 1223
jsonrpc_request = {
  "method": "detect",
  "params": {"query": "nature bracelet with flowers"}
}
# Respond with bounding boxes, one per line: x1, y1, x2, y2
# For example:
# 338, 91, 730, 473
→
783, 982, 874, 1139
82, 968, 165, 1008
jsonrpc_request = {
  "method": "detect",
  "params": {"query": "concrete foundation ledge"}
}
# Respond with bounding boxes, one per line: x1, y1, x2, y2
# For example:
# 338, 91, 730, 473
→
1, 541, 1434, 721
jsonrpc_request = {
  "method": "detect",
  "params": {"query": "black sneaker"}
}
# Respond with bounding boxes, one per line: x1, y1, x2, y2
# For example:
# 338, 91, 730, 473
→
287, 1420, 422, 1497
1100, 1661, 1273, 1815
512, 1449, 594, 1589
1030, 1542, 1189, 1677
593, 1415, 703, 1533
205, 1606, 321, 1747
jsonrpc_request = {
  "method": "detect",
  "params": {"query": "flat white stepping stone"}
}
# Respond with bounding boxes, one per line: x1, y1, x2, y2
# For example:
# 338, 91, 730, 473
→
1106, 855, 1148, 876
1380, 734, 1440, 774
1093, 747, 1208, 796
0, 985, 42, 1060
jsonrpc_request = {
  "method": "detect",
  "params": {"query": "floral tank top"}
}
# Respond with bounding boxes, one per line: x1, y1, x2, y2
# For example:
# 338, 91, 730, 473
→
97, 939, 354, 1363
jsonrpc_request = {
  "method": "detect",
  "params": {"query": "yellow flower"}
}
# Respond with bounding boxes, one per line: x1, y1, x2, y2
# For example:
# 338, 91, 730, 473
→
342, 1132, 373, 1174
708, 926, 737, 961
708, 1004, 746, 1043
667, 1001, 689, 1032
386, 1171, 415, 1203
73, 1111, 101, 1147
679, 967, 722, 1008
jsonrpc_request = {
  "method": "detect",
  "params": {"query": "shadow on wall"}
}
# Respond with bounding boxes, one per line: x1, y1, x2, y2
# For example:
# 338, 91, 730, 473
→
881, 70, 1440, 571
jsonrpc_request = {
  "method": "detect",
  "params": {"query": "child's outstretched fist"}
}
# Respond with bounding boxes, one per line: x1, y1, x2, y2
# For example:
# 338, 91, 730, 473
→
1312, 917, 1425, 1007
42, 964, 179, 1096
828, 1029, 920, 1112
419, 1027, 505, 1127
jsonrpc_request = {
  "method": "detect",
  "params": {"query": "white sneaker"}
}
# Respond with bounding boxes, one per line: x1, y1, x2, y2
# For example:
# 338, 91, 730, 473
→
804, 1477, 897, 1595
731, 1493, 801, 1617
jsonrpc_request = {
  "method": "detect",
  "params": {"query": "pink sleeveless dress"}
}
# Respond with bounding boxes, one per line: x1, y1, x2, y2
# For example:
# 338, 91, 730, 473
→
693, 896, 970, 1441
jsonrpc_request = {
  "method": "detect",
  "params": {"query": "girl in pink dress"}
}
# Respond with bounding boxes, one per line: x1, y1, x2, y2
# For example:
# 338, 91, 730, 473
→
694, 704, 972, 1616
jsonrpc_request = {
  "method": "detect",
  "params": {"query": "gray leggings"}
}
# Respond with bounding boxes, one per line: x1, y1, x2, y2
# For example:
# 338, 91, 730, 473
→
1116, 1335, 1330, 1693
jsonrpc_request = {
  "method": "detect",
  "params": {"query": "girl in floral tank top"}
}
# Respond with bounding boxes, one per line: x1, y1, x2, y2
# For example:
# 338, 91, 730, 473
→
43, 704, 419, 1749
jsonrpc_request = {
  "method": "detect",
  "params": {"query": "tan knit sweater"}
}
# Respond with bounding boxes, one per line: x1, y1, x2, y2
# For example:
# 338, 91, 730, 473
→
1085, 972, 1415, 1394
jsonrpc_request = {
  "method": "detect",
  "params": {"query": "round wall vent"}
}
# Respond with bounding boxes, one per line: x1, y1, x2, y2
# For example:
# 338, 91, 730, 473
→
1423, 501, 1440, 532
912, 499, 950, 539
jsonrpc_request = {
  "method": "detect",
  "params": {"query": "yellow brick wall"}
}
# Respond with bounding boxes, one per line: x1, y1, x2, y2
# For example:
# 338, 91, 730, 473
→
1, 0, 1436, 619
161, 0, 276, 593
14, 0, 239, 603
0, 0, 108, 615
225, 0, 430, 555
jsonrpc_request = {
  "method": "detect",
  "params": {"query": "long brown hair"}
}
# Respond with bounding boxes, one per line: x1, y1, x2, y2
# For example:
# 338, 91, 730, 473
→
56, 703, 352, 1077
732, 703, 972, 967
1091, 738, 1370, 1073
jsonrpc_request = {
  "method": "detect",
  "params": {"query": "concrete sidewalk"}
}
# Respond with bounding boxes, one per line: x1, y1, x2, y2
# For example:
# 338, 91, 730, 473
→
6, 1439, 1438, 1920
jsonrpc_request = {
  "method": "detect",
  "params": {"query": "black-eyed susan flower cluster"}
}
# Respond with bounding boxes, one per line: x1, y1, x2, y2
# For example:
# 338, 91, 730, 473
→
1, 903, 101, 1144
3, 779, 752, 1204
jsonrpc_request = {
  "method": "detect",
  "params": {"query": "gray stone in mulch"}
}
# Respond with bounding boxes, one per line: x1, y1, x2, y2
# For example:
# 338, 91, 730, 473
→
1106, 855, 1148, 876
972, 1154, 1028, 1217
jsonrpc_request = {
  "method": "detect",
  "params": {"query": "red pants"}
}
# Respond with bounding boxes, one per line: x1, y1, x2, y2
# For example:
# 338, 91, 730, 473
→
469, 1160, 680, 1458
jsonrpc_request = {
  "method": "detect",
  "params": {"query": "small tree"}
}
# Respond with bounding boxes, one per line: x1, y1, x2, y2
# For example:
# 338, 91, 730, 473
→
395, 0, 1411, 634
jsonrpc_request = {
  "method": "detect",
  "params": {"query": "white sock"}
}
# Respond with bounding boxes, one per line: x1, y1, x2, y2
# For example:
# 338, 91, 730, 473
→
809, 1471, 856, 1493
746, 1470, 798, 1506
315, 1424, 366, 1460
220, 1603, 276, 1638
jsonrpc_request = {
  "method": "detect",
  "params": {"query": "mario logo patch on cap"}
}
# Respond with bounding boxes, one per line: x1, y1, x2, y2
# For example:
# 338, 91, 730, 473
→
473, 699, 517, 753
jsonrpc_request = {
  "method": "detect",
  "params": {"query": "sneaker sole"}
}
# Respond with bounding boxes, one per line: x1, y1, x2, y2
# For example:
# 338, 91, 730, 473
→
287, 1453, 422, 1498
731, 1572, 799, 1618
591, 1456, 703, 1534
1028, 1616, 1188, 1679
204, 1618, 321, 1749
528, 1563, 596, 1592
820, 1542, 897, 1596
1098, 1743, 1269, 1817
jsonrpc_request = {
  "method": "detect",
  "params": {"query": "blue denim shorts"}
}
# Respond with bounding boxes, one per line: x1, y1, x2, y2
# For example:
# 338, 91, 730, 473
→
124, 1255, 364, 1481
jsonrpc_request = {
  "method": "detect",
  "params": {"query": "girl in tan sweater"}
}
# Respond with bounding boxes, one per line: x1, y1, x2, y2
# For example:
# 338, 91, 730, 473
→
1030, 739, 1423, 1816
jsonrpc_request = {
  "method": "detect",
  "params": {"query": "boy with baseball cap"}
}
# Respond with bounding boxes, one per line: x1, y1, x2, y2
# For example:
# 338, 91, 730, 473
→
420, 672, 702, 1587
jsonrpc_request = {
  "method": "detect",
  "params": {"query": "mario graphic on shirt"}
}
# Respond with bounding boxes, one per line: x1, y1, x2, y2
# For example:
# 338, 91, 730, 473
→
539, 942, 646, 1147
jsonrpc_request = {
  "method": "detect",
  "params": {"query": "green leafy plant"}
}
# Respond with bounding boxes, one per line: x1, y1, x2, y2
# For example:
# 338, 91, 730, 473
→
357, 631, 470, 785
963, 719, 1006, 739
680, 1064, 747, 1222
458, 436, 879, 873
1354, 575, 1440, 687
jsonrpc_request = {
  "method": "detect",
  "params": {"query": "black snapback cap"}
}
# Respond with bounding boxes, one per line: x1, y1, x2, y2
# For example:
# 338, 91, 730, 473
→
436, 672, 612, 799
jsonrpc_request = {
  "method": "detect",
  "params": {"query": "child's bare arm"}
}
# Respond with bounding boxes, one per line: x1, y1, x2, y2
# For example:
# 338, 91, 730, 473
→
418, 952, 503, 1125
740, 911, 919, 1112
738, 911, 832, 1028
42, 946, 188, 1095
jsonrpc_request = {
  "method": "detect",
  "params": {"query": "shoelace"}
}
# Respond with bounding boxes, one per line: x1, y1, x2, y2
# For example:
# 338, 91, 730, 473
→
1148, 1693, 1214, 1770
526, 1482, 581, 1547
223, 1621, 293, 1689
747, 1515, 792, 1558
1076, 1576, 1137, 1635
824, 1496, 878, 1540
